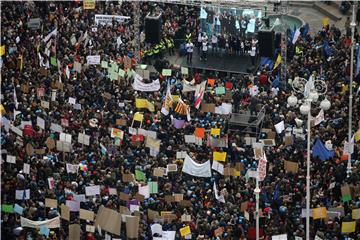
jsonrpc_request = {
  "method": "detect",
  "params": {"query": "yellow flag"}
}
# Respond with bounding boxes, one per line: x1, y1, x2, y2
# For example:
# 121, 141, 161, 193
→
172, 95, 180, 103
322, 17, 329, 27
136, 99, 148, 108
273, 53, 281, 69
213, 152, 227, 162
341, 221, 356, 233
312, 207, 327, 219
0, 45, 5, 56
180, 225, 191, 237
133, 112, 144, 122
136, 98, 154, 112
0, 104, 6, 115
211, 128, 220, 136
355, 129, 360, 142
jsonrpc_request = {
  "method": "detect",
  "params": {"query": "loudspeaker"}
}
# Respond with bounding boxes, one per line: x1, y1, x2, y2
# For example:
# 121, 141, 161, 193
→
258, 30, 275, 58
145, 14, 162, 44
274, 32, 282, 49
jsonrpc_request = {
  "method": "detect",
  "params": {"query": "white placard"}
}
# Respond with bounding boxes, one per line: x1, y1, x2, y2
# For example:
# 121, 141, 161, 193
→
68, 97, 76, 105
78, 133, 90, 146
66, 163, 79, 174
86, 55, 101, 65
23, 163, 30, 174
50, 123, 63, 133
6, 155, 16, 164
16, 189, 30, 200
94, 14, 131, 25
85, 185, 100, 196
37, 116, 45, 129
60, 133, 72, 143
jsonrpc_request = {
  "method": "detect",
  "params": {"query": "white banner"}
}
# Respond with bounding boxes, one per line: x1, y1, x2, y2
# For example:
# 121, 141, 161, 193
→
86, 55, 101, 65
182, 80, 197, 92
43, 28, 57, 43
132, 74, 160, 92
95, 14, 131, 25
182, 154, 211, 177
21, 216, 60, 229
66, 163, 79, 174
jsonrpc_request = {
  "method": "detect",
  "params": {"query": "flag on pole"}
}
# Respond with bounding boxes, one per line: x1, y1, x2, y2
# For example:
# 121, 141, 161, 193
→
292, 28, 301, 44
314, 109, 324, 126
257, 153, 267, 181
213, 182, 225, 203
161, 86, 173, 115
174, 98, 189, 116
273, 53, 281, 69
14, 88, 19, 109
312, 138, 335, 161
194, 81, 207, 109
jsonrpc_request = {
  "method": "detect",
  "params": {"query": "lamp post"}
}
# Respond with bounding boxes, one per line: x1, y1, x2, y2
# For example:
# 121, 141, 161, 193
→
254, 177, 260, 240
347, 2, 357, 177
287, 77, 330, 240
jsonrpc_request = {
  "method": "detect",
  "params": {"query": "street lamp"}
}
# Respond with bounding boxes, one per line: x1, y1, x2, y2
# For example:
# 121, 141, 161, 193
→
287, 77, 330, 240
347, 2, 357, 177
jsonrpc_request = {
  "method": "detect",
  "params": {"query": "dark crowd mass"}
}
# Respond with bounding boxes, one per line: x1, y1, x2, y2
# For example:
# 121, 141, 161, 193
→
1, 1, 360, 240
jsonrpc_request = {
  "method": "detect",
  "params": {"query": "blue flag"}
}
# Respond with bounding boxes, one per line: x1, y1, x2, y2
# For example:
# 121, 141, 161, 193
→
312, 138, 335, 161
323, 41, 333, 57
356, 46, 360, 75
302, 23, 309, 37
272, 73, 280, 88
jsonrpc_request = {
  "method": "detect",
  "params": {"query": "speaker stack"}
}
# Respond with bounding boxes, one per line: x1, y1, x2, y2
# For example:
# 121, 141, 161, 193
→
145, 13, 162, 44
258, 30, 275, 58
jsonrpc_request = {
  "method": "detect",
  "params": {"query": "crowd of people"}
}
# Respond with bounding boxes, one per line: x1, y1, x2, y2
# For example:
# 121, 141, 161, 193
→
1, 1, 360, 240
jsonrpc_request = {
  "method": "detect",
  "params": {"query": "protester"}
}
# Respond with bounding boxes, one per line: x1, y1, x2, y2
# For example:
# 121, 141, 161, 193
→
1, 1, 360, 240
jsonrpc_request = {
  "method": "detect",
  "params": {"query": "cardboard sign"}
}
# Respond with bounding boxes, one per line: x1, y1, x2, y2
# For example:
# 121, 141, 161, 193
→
69, 224, 81, 240
181, 214, 191, 222
45, 198, 57, 208
122, 174, 135, 182
260, 139, 275, 146
61, 204, 70, 221
95, 206, 122, 236
173, 194, 183, 202
119, 192, 130, 201
125, 216, 140, 238
80, 209, 95, 221
135, 193, 145, 202
179, 200, 191, 207
201, 103, 215, 113
153, 167, 165, 177
148, 209, 160, 220
116, 119, 127, 126
165, 195, 175, 203
352, 208, 360, 220
167, 164, 177, 172
284, 160, 299, 173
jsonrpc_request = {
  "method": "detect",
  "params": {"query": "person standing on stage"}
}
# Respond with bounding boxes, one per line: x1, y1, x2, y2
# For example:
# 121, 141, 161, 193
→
201, 34, 208, 61
250, 43, 257, 66
186, 40, 194, 63
211, 33, 218, 53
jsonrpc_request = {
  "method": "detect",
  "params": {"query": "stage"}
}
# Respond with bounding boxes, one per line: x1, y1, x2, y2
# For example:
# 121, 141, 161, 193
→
181, 50, 258, 74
